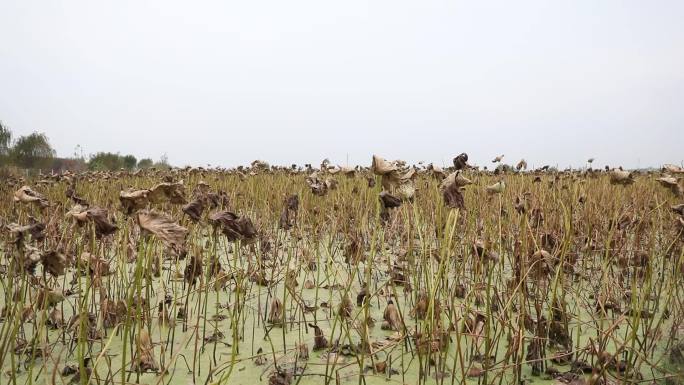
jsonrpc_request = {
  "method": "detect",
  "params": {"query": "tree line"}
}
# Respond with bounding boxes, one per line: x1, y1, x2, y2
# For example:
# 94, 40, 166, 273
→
0, 121, 168, 172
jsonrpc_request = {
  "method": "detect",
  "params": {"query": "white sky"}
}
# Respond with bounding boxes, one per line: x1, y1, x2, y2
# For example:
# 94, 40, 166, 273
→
1, 0, 682, 169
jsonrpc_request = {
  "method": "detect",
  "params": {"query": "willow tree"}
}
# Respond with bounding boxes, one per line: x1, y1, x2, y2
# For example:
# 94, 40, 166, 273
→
0, 122, 11, 166
10, 132, 56, 169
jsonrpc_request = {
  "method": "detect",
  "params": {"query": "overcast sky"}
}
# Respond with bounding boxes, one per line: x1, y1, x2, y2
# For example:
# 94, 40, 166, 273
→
1, 0, 682, 169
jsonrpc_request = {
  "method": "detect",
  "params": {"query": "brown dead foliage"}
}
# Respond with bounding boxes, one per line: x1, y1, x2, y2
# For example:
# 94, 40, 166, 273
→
136, 209, 188, 252
184, 255, 203, 286
119, 189, 150, 215
40, 250, 68, 276
6, 219, 46, 242
182, 198, 204, 222
208, 210, 257, 243
656, 175, 683, 197
148, 181, 187, 204
308, 323, 328, 350
383, 300, 403, 331
279, 194, 299, 230
69, 206, 118, 237
610, 169, 634, 185
372, 155, 417, 200
13, 186, 49, 208
133, 329, 158, 372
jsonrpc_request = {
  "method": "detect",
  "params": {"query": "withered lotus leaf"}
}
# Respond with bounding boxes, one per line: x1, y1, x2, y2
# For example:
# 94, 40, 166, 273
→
662, 164, 684, 174
308, 323, 328, 350
195, 180, 210, 192
136, 209, 188, 251
306, 175, 323, 195
148, 181, 187, 204
68, 206, 118, 237
610, 170, 634, 185
278, 208, 291, 230
379, 191, 401, 209
77, 252, 112, 277
440, 171, 472, 190
48, 307, 64, 329
494, 164, 512, 174
13, 186, 49, 208
86, 207, 118, 237
383, 167, 416, 189
339, 166, 356, 177
36, 289, 65, 307
206, 191, 228, 209
67, 204, 89, 222
305, 173, 330, 196
473, 240, 499, 263
486, 180, 506, 195
6, 220, 46, 242
442, 182, 465, 209
531, 249, 555, 274
371, 155, 399, 175
184, 255, 203, 286
279, 194, 299, 230
372, 156, 417, 200
251, 160, 270, 170
268, 297, 283, 324
65, 184, 88, 206
285, 194, 299, 211
40, 250, 67, 276
656, 176, 683, 197
412, 291, 428, 320
269, 370, 293, 385
657, 175, 678, 187
182, 199, 205, 222
671, 204, 684, 216
120, 189, 150, 214
325, 178, 338, 190
208, 210, 257, 242
133, 329, 158, 372
101, 298, 127, 328
383, 300, 403, 331
16, 245, 42, 274
338, 295, 352, 318
329, 165, 355, 177
428, 163, 446, 179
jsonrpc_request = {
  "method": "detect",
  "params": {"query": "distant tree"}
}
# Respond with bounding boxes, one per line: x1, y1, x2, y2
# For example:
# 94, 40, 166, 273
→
0, 122, 11, 166
73, 144, 85, 160
0, 122, 11, 156
88, 152, 124, 170
154, 153, 171, 170
122, 154, 137, 170
50, 157, 87, 172
137, 158, 153, 169
10, 132, 55, 169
